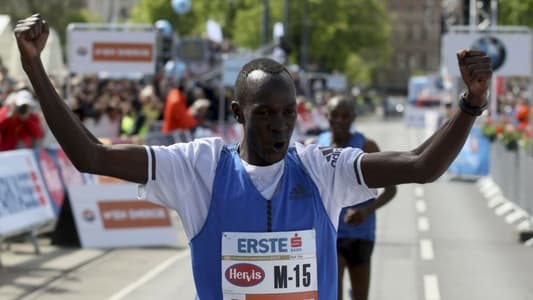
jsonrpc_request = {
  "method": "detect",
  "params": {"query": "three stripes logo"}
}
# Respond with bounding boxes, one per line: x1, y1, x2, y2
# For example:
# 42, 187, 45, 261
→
319, 147, 341, 167
289, 183, 312, 200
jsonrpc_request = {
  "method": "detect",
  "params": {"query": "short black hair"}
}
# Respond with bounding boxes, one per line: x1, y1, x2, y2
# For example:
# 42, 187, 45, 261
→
326, 95, 356, 114
234, 58, 292, 104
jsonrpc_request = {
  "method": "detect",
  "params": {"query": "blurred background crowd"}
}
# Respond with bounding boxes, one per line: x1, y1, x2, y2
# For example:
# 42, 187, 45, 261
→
0, 0, 531, 153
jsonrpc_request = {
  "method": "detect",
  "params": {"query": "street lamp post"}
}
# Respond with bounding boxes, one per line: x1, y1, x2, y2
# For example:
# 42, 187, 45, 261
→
284, 0, 290, 37
301, 0, 309, 71
261, 0, 270, 47
469, 0, 477, 27
490, 0, 498, 27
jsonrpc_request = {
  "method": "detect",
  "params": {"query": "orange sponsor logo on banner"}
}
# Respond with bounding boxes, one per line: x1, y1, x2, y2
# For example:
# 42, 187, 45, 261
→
98, 201, 171, 229
92, 43, 153, 62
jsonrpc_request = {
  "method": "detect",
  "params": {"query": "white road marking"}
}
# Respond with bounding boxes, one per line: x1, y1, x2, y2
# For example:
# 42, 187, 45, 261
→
420, 239, 434, 261
423, 274, 441, 300
418, 217, 430, 232
108, 250, 190, 300
495, 202, 514, 216
477, 177, 492, 189
414, 186, 425, 198
505, 209, 526, 224
517, 220, 532, 232
416, 200, 427, 213
482, 185, 501, 199
488, 194, 506, 209
478, 179, 495, 192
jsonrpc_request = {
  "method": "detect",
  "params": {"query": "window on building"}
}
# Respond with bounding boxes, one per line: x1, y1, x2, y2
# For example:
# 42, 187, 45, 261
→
397, 53, 406, 69
409, 55, 417, 70
420, 53, 427, 69
421, 27, 428, 41
406, 25, 413, 40
413, 26, 421, 40
395, 24, 406, 41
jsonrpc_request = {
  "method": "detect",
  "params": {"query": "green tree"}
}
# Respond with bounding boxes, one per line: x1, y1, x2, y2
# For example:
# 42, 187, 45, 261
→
499, 0, 533, 27
131, 0, 245, 37
130, 0, 391, 85
131, 0, 197, 35
1, 0, 99, 45
285, 0, 391, 84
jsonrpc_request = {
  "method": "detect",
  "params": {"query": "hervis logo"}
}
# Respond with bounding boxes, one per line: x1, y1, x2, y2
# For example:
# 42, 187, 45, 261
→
225, 263, 265, 287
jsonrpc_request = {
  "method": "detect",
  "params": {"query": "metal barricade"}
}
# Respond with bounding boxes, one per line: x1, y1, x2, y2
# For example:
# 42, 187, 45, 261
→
490, 143, 533, 216
519, 152, 533, 215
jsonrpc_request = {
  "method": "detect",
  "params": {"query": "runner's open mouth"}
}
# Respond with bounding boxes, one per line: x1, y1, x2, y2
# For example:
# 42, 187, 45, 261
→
273, 142, 286, 151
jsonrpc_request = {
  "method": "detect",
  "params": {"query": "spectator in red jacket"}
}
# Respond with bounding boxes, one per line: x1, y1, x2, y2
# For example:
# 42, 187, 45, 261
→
162, 81, 197, 133
0, 90, 44, 151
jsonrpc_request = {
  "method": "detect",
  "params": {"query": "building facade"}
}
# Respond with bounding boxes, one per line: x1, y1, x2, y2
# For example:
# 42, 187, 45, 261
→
376, 0, 445, 94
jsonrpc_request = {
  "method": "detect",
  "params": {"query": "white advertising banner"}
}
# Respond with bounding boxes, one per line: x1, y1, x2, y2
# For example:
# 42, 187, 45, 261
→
442, 31, 532, 76
327, 74, 347, 91
67, 27, 156, 75
0, 150, 55, 237
68, 184, 179, 248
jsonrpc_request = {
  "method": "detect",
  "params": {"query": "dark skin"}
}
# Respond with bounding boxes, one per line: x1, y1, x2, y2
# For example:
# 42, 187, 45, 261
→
15, 14, 491, 188
324, 100, 397, 300
324, 100, 397, 226
231, 70, 297, 165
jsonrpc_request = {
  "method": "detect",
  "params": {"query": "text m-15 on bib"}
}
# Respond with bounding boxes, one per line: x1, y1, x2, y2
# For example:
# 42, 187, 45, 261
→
222, 229, 318, 300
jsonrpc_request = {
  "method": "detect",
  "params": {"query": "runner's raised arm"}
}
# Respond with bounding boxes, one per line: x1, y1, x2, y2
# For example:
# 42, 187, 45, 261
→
361, 50, 492, 188
15, 14, 148, 184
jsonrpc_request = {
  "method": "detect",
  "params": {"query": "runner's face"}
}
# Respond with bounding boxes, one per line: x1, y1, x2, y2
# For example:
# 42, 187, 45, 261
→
327, 103, 355, 137
241, 72, 296, 165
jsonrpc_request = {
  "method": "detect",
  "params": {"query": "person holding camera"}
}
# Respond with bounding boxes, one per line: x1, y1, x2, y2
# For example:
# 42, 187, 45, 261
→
0, 89, 44, 151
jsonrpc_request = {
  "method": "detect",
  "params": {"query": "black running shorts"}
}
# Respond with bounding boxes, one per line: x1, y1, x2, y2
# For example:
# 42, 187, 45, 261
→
337, 238, 375, 266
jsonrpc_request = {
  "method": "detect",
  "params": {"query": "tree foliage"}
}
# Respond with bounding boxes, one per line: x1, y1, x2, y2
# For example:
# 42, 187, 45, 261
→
131, 0, 391, 84
0, 0, 99, 44
286, 0, 391, 84
499, 0, 533, 27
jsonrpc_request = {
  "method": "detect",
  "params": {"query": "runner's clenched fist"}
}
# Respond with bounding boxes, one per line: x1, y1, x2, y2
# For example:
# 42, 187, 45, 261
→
457, 49, 492, 107
14, 14, 49, 64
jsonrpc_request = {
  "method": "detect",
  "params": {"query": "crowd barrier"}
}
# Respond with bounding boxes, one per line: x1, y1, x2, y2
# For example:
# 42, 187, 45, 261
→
0, 129, 208, 252
448, 126, 491, 177
490, 143, 533, 216
68, 182, 180, 248
0, 148, 68, 257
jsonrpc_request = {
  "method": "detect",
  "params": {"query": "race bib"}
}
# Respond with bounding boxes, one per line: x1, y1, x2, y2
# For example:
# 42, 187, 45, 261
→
221, 230, 318, 300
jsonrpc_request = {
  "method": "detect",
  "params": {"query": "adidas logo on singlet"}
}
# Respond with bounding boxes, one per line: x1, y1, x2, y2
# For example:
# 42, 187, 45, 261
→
319, 146, 341, 167
289, 184, 312, 200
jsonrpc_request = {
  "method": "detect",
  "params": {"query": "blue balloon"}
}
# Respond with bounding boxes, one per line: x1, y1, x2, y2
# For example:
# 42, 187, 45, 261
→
155, 19, 173, 37
164, 59, 187, 79
171, 0, 191, 15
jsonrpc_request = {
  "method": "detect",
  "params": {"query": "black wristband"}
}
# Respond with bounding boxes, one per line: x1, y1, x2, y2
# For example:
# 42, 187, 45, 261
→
459, 92, 487, 116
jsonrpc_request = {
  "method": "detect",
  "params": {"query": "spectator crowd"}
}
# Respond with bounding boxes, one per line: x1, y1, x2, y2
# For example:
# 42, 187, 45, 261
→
4, 59, 527, 153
